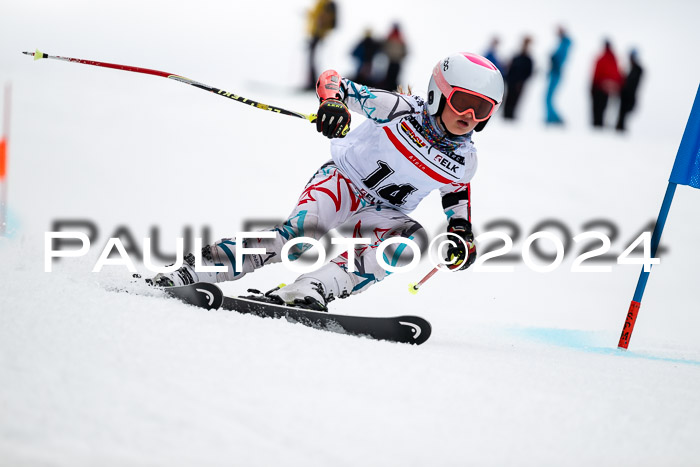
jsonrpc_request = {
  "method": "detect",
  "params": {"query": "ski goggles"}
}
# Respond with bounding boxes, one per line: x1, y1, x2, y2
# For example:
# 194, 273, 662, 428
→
444, 87, 497, 122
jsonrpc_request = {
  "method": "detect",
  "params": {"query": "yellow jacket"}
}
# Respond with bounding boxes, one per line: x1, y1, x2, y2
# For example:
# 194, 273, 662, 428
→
307, 0, 336, 38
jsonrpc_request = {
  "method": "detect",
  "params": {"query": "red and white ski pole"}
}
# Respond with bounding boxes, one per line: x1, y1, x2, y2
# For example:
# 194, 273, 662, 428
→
23, 49, 318, 124
408, 264, 444, 295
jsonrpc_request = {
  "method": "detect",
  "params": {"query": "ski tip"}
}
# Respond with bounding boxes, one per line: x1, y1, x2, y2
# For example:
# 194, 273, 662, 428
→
408, 283, 419, 295
398, 316, 432, 345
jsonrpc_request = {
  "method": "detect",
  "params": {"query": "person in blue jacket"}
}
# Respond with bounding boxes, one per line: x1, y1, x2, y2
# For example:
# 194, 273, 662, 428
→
545, 26, 572, 124
483, 37, 503, 73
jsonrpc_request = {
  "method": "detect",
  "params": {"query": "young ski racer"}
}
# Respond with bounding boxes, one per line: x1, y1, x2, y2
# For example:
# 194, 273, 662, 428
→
149, 52, 505, 311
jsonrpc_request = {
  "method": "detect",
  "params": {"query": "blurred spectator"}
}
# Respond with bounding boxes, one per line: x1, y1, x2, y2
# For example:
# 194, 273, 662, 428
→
351, 28, 381, 86
616, 49, 644, 132
381, 23, 408, 91
503, 36, 534, 120
483, 37, 504, 73
306, 0, 337, 90
545, 27, 572, 124
590, 40, 623, 127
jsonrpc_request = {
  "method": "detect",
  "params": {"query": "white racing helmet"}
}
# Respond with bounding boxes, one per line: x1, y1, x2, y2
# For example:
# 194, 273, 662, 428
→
427, 52, 505, 131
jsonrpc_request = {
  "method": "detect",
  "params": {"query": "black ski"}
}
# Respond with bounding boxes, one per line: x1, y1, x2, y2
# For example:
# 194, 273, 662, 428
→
164, 283, 431, 345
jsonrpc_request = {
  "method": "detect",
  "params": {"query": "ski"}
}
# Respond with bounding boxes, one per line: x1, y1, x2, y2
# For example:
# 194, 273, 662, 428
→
164, 283, 431, 345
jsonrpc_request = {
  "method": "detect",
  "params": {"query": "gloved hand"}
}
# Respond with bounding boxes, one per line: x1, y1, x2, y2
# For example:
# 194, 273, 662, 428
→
316, 99, 351, 138
445, 218, 476, 271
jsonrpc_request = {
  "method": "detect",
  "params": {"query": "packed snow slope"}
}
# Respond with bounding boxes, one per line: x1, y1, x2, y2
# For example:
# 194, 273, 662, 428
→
1, 0, 700, 466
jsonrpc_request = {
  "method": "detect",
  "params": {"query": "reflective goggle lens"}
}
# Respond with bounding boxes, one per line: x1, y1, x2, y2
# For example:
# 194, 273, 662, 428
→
448, 90, 495, 121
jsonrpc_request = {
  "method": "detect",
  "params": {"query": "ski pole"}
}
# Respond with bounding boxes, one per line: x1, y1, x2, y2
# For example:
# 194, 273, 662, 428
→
22, 49, 318, 124
408, 265, 443, 295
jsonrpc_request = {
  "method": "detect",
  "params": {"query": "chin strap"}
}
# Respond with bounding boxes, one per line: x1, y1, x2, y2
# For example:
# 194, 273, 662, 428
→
436, 116, 463, 139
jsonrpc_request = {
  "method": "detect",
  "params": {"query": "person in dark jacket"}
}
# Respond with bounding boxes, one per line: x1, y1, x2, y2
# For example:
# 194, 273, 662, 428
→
590, 40, 623, 127
616, 49, 644, 132
351, 29, 381, 87
503, 36, 534, 120
545, 27, 572, 124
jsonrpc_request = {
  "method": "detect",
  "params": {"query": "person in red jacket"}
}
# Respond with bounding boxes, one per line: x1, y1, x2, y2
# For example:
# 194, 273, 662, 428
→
590, 40, 624, 127
381, 23, 408, 91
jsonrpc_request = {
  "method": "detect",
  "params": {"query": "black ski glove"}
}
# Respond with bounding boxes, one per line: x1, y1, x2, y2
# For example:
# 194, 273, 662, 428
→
445, 218, 476, 271
316, 99, 351, 139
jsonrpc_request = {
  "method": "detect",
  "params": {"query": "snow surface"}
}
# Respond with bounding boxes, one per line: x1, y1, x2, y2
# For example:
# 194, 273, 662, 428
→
1, 0, 700, 465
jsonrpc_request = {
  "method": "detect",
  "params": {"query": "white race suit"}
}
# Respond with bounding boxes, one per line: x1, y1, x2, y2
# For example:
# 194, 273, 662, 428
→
205, 78, 478, 299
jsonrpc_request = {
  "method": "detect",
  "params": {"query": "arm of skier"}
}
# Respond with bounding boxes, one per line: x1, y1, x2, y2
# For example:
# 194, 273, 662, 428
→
340, 78, 419, 123
439, 182, 477, 271
314, 69, 419, 138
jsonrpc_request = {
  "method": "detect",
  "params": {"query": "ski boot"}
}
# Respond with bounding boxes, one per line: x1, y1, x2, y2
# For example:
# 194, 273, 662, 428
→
265, 278, 330, 311
261, 263, 355, 311
146, 245, 220, 287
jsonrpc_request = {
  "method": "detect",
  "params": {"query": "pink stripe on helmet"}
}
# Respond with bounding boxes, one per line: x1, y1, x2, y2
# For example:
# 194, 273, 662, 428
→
432, 66, 453, 96
461, 52, 497, 70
